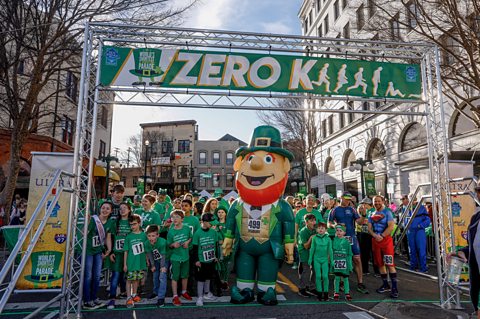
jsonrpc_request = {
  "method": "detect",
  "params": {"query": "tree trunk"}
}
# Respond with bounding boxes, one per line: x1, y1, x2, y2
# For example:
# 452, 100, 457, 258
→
0, 125, 29, 222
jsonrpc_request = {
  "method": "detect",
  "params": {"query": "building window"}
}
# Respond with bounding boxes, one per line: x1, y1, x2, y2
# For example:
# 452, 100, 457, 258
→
177, 165, 189, 179
17, 60, 25, 75
400, 122, 427, 152
199, 151, 207, 165
407, 1, 418, 30
450, 102, 478, 137
309, 10, 313, 27
367, 0, 376, 19
162, 140, 173, 154
316, 0, 321, 12
325, 157, 335, 173
99, 140, 106, 158
339, 108, 345, 129
342, 0, 347, 9
324, 15, 329, 34
62, 116, 74, 145
334, 0, 340, 20
212, 151, 220, 165
226, 152, 234, 165
328, 115, 334, 135
366, 138, 386, 160
178, 140, 190, 153
160, 166, 172, 179
133, 177, 138, 187
66, 71, 78, 102
321, 119, 327, 138
226, 173, 234, 187
342, 149, 356, 169
343, 22, 350, 39
356, 4, 365, 30
100, 106, 108, 128
390, 14, 401, 40
213, 173, 220, 187
199, 177, 206, 187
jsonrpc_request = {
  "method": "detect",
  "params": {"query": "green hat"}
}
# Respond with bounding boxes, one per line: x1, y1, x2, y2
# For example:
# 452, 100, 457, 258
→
335, 224, 346, 232
213, 188, 223, 197
192, 191, 200, 197
129, 48, 164, 77
341, 192, 352, 200
158, 188, 168, 195
236, 125, 294, 161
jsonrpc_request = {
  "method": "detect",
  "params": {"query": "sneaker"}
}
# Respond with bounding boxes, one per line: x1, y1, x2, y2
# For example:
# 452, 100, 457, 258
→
126, 298, 134, 308
323, 292, 329, 301
196, 297, 204, 306
157, 298, 165, 307
93, 299, 105, 308
83, 301, 96, 310
173, 295, 182, 306
356, 283, 369, 294
390, 289, 399, 299
118, 292, 127, 299
181, 292, 192, 301
376, 284, 391, 294
306, 288, 317, 296
107, 299, 115, 310
291, 262, 298, 270
148, 293, 157, 299
298, 288, 310, 298
132, 295, 141, 303
333, 293, 340, 301
203, 292, 216, 301
345, 294, 352, 301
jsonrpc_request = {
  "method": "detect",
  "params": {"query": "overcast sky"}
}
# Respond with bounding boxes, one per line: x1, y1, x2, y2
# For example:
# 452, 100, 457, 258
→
111, 0, 303, 152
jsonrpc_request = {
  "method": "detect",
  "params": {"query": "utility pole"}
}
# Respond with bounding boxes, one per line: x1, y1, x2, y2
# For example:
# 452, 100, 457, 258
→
126, 147, 131, 168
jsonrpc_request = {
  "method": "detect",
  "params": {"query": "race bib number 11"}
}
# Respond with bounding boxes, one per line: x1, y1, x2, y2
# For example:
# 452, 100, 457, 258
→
132, 242, 144, 255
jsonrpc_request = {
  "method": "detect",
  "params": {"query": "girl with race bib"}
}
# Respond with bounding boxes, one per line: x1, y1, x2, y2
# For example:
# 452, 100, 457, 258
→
331, 224, 353, 301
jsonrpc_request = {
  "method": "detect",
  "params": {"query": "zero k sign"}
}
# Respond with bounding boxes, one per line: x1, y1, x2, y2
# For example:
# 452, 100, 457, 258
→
100, 46, 422, 100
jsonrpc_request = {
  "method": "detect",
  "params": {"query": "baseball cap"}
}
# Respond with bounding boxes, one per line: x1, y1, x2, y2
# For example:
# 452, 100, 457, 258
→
341, 192, 352, 199
134, 195, 141, 201
360, 197, 372, 205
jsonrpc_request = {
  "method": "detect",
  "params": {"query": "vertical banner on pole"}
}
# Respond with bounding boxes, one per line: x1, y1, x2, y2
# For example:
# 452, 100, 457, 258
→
364, 171, 377, 196
16, 152, 73, 289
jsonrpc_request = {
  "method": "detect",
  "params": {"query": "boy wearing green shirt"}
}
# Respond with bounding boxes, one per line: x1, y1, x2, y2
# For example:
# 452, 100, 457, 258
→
297, 214, 317, 298
295, 195, 325, 242
123, 214, 148, 308
308, 222, 333, 301
332, 224, 353, 301
192, 213, 221, 306
167, 210, 193, 306
145, 225, 167, 307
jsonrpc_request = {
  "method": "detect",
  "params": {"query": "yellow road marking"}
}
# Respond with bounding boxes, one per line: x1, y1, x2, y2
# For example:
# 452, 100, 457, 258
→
277, 272, 299, 293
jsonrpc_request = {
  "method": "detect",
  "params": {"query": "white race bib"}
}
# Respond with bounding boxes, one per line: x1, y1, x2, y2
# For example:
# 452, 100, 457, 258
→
132, 242, 144, 255
92, 236, 100, 248
202, 249, 215, 262
334, 259, 347, 270
152, 249, 162, 261
115, 239, 125, 251
247, 219, 261, 232
384, 255, 394, 266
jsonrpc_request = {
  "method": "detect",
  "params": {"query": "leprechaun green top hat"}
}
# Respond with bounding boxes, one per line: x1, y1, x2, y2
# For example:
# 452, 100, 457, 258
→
129, 49, 164, 77
236, 125, 294, 161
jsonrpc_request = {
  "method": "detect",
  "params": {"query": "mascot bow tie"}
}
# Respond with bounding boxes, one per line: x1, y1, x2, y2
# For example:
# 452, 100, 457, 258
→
250, 206, 262, 211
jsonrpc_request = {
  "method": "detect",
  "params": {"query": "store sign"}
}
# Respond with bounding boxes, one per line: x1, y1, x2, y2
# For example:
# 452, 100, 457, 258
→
100, 46, 422, 100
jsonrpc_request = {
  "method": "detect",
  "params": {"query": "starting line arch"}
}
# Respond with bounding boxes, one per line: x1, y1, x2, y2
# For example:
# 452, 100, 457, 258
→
60, 22, 456, 318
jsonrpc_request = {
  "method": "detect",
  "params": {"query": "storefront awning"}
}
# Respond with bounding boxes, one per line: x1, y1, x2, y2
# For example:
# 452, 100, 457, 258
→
93, 165, 120, 181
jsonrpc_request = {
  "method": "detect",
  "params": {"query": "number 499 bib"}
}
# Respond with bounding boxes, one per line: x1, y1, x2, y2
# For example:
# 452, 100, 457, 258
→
247, 219, 261, 232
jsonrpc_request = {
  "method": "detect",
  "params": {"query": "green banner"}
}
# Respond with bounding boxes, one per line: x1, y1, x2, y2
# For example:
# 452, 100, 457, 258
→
100, 46, 422, 100
364, 171, 376, 196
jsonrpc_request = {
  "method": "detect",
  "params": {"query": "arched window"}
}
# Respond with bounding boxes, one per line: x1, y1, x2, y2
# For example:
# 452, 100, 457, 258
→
324, 157, 335, 173
400, 122, 427, 152
450, 101, 478, 137
366, 138, 386, 160
342, 149, 356, 169
311, 163, 319, 176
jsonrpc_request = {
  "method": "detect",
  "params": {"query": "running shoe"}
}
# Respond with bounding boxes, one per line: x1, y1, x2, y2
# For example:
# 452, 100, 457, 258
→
181, 291, 193, 300
376, 284, 391, 294
173, 295, 182, 306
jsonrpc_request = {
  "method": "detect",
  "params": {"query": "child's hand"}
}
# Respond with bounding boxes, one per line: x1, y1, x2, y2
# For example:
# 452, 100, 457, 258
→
160, 267, 167, 273
212, 225, 217, 230
123, 265, 128, 272
172, 242, 180, 248
182, 242, 189, 249
151, 266, 156, 272
109, 254, 116, 263
195, 261, 201, 267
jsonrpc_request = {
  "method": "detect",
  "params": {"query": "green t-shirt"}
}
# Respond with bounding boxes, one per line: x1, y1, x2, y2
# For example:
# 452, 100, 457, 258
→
183, 214, 201, 237
110, 218, 131, 253
192, 228, 218, 263
167, 225, 192, 262
135, 208, 162, 230
145, 237, 167, 261
295, 208, 325, 229
216, 221, 226, 240
297, 226, 316, 263
86, 217, 114, 256
123, 231, 148, 271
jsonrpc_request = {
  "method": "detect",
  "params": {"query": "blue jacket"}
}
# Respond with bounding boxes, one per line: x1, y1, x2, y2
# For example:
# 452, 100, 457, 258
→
405, 205, 431, 230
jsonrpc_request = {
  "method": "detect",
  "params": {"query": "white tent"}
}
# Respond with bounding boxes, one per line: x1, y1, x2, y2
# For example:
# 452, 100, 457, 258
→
199, 189, 212, 199
223, 190, 238, 201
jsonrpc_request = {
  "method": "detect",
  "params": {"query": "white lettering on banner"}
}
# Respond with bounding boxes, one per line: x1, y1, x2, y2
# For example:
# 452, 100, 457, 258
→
289, 59, 316, 90
198, 54, 227, 86
171, 52, 203, 85
248, 57, 281, 88
222, 55, 249, 87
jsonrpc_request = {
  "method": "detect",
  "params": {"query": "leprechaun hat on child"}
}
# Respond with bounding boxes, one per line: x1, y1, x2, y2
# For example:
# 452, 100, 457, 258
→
129, 49, 164, 77
236, 125, 294, 161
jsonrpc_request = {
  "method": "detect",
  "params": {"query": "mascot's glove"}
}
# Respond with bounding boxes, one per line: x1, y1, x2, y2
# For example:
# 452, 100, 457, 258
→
222, 238, 234, 257
284, 243, 294, 264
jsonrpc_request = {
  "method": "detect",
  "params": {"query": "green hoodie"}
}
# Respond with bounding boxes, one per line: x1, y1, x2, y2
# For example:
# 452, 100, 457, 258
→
308, 233, 332, 265
331, 236, 353, 275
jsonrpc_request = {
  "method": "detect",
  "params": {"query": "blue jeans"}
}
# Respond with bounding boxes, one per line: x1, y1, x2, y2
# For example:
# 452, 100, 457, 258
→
109, 271, 126, 299
153, 260, 167, 299
83, 253, 102, 302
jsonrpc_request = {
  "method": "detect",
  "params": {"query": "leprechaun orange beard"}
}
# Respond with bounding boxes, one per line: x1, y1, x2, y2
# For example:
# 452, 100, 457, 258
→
236, 174, 288, 206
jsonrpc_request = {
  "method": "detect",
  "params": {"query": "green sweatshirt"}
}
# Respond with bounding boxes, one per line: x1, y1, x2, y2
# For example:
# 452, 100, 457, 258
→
308, 233, 332, 265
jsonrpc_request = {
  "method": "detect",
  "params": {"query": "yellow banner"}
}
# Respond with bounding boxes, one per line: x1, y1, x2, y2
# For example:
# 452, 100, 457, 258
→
16, 152, 73, 289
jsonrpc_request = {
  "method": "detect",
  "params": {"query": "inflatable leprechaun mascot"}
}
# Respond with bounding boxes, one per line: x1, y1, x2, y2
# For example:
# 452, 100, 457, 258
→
222, 125, 295, 305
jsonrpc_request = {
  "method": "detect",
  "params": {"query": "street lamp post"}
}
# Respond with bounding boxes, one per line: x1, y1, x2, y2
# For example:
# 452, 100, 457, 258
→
96, 154, 119, 198
144, 140, 150, 194
348, 158, 374, 200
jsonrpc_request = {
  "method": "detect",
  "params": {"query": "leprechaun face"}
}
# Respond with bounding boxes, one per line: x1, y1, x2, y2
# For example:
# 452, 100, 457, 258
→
234, 150, 290, 206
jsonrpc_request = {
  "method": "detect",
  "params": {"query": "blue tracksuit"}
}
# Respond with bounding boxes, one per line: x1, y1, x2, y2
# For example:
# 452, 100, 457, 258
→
404, 205, 431, 272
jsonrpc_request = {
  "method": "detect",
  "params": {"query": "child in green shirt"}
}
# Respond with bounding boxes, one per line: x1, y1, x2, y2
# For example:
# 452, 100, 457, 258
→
167, 210, 193, 306
123, 214, 148, 308
215, 206, 230, 290
308, 222, 332, 301
136, 194, 162, 230
297, 213, 317, 297
331, 224, 353, 301
145, 225, 167, 307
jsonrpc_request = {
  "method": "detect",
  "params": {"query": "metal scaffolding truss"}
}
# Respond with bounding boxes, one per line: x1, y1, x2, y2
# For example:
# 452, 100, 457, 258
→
60, 23, 456, 318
